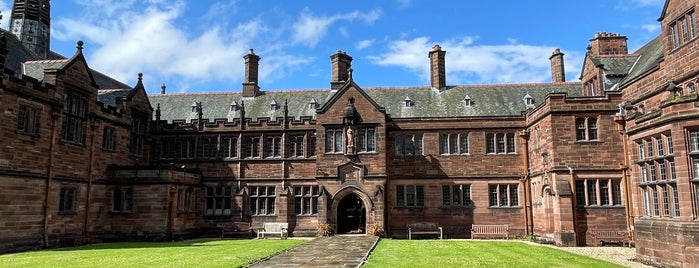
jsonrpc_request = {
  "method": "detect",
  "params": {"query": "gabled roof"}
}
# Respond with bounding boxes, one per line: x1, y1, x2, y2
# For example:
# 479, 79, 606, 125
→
317, 79, 386, 115
619, 35, 663, 87
595, 55, 640, 76
150, 82, 582, 122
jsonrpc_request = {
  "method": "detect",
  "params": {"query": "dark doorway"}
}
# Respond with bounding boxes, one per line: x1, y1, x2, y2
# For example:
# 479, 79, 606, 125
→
336, 194, 366, 234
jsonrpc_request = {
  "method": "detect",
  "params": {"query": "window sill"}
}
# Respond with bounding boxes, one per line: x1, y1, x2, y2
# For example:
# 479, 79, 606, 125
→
487, 206, 521, 209
110, 211, 134, 214
295, 214, 319, 217
15, 130, 40, 139
575, 140, 603, 144
58, 211, 77, 216
203, 215, 233, 220
251, 214, 277, 217
579, 205, 625, 209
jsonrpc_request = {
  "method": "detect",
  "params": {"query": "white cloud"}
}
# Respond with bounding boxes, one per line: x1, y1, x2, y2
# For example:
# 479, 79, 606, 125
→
292, 9, 382, 47
356, 39, 375, 50
628, 0, 664, 7
368, 37, 584, 85
51, 1, 309, 93
641, 23, 661, 33
396, 0, 412, 8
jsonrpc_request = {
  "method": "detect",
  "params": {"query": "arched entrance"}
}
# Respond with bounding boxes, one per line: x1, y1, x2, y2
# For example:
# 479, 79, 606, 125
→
336, 193, 366, 234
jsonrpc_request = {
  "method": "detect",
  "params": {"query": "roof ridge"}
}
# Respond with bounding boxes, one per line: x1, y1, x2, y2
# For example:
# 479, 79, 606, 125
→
24, 59, 69, 64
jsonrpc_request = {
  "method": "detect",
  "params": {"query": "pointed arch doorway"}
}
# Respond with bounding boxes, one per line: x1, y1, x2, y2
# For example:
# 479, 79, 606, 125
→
336, 193, 366, 234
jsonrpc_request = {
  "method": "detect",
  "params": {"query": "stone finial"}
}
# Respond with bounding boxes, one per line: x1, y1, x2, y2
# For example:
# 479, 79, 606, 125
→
161, 83, 166, 95
138, 73, 143, 81
77, 40, 84, 51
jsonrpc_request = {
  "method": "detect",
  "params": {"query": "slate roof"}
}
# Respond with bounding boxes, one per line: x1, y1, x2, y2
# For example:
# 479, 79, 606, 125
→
149, 82, 582, 122
98, 89, 132, 106
1, 29, 133, 101
592, 55, 639, 76
620, 35, 663, 87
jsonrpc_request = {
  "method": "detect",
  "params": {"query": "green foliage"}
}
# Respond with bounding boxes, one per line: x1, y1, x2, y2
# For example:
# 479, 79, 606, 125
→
0, 238, 304, 268
363, 239, 624, 268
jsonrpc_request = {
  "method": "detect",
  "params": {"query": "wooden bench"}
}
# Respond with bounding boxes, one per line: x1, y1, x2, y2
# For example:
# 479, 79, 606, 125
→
471, 224, 509, 239
589, 230, 629, 246
408, 222, 443, 240
257, 222, 289, 239
220, 222, 253, 239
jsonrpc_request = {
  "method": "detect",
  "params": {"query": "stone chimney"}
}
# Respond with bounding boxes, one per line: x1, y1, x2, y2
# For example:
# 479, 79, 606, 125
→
549, 48, 566, 83
330, 50, 353, 90
588, 32, 628, 56
242, 48, 261, 97
429, 44, 446, 90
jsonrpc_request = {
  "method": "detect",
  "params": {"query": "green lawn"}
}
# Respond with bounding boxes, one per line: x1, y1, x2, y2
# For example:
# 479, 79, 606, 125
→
363, 239, 624, 268
0, 238, 304, 268
0, 238, 624, 268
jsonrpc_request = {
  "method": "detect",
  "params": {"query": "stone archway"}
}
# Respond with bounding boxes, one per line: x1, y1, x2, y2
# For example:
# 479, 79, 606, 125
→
336, 193, 366, 234
330, 186, 372, 234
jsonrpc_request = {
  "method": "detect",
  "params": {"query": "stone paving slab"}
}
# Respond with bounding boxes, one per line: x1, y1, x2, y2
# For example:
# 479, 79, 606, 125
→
247, 235, 379, 268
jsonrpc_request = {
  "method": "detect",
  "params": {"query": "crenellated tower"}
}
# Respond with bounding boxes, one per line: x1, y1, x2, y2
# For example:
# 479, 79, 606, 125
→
9, 0, 51, 59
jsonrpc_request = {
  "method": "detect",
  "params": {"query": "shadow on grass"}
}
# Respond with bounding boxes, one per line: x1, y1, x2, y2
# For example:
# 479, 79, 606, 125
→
51, 238, 249, 251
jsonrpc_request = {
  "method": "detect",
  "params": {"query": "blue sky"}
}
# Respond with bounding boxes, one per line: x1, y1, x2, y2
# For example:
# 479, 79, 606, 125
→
0, 0, 665, 94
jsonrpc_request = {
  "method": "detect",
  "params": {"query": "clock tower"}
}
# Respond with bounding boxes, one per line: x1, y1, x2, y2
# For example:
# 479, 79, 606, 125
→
10, 0, 51, 59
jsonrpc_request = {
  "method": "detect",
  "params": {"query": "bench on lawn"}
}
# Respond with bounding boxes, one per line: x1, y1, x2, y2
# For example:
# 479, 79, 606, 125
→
220, 222, 253, 239
65, 226, 92, 246
589, 229, 629, 246
257, 222, 288, 239
471, 224, 509, 239
408, 222, 443, 240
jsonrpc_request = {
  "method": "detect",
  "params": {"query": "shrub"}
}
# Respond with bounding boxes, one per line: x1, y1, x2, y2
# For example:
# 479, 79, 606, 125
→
316, 223, 333, 237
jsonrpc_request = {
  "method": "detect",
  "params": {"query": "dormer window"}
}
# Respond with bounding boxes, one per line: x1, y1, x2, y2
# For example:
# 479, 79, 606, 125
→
463, 95, 473, 107
404, 96, 413, 107
270, 99, 279, 111
191, 101, 198, 112
523, 93, 534, 106
230, 100, 239, 112
309, 98, 318, 109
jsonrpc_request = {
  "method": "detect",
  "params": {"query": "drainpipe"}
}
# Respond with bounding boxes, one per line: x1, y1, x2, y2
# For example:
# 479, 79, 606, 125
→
568, 166, 578, 245
84, 121, 99, 239
518, 130, 533, 236
43, 110, 60, 247
614, 115, 634, 239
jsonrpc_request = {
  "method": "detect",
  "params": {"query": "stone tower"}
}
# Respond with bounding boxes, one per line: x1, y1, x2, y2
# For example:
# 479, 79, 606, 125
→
9, 0, 51, 59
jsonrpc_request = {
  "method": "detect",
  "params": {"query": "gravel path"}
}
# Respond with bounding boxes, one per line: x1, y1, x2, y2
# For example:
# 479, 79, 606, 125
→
521, 241, 654, 268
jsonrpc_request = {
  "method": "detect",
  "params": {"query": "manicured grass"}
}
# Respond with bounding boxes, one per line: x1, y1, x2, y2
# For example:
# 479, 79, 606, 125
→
0, 238, 305, 268
363, 239, 623, 268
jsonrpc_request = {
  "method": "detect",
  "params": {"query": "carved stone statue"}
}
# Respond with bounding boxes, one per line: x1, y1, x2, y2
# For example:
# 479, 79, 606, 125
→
346, 127, 355, 155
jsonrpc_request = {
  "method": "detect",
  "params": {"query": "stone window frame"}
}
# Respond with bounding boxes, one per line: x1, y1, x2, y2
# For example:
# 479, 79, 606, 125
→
61, 89, 88, 145
242, 135, 262, 159
177, 188, 197, 213
16, 103, 40, 136
575, 116, 599, 141
205, 185, 233, 217
638, 131, 680, 218
356, 126, 376, 153
264, 135, 282, 159
129, 111, 148, 157
394, 133, 423, 157
485, 132, 516, 154
324, 127, 343, 154
112, 187, 133, 213
488, 184, 519, 208
250, 186, 276, 216
58, 187, 77, 214
669, 9, 697, 51
102, 126, 117, 151
395, 185, 425, 208
574, 179, 623, 207
439, 133, 469, 155
221, 135, 238, 159
294, 185, 319, 216
441, 184, 472, 208
198, 135, 218, 159
288, 134, 305, 158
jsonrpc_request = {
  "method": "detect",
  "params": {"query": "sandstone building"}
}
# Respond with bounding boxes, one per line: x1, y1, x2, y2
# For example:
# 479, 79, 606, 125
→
1, 0, 699, 266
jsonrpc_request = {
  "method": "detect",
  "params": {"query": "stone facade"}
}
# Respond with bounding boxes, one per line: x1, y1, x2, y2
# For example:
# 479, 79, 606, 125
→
1, 0, 699, 267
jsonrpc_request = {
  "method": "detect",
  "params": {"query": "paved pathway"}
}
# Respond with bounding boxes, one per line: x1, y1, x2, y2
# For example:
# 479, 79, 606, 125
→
247, 235, 379, 268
